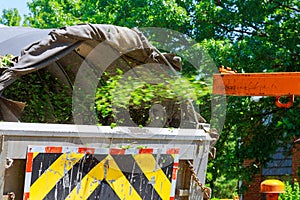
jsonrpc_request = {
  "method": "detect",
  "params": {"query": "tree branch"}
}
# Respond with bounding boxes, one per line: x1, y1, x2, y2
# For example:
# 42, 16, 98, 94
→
196, 19, 267, 38
278, 3, 300, 12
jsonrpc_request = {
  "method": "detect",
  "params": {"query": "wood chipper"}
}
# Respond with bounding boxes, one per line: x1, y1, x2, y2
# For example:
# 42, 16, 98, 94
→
214, 66, 300, 108
213, 66, 300, 199
0, 24, 216, 200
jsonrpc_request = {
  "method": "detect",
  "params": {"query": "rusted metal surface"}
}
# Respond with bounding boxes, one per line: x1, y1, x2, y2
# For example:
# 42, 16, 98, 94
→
176, 160, 192, 200
213, 72, 300, 96
3, 160, 25, 200
7, 192, 14, 200
187, 161, 211, 200
1, 192, 15, 200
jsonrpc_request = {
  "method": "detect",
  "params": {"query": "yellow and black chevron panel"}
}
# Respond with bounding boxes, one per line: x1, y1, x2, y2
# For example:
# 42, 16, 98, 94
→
24, 146, 179, 200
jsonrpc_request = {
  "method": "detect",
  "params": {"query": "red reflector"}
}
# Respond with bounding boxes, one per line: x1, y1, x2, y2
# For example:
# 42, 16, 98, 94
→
109, 148, 125, 155
26, 152, 33, 172
167, 148, 179, 154
139, 148, 154, 154
78, 147, 95, 154
45, 146, 62, 153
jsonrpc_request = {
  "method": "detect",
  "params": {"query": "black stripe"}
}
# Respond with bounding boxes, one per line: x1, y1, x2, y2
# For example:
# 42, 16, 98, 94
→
32, 153, 174, 199
154, 154, 174, 182
87, 180, 121, 200
31, 153, 62, 185
43, 154, 107, 200
112, 154, 162, 200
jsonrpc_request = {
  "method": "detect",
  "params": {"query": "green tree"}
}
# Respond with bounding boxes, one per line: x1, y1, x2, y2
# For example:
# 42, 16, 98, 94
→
0, 8, 21, 26
25, 0, 192, 32
194, 0, 300, 196
279, 180, 300, 200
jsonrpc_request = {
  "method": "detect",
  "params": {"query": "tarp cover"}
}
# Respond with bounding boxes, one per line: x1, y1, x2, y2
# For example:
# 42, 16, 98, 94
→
0, 26, 50, 56
0, 24, 198, 125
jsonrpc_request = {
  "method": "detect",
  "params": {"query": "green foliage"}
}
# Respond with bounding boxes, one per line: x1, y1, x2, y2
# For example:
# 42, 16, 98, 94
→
25, 0, 192, 31
0, 54, 14, 67
195, 0, 300, 195
194, 0, 299, 72
95, 69, 208, 127
2, 68, 73, 123
0, 8, 21, 26
279, 180, 300, 200
211, 175, 238, 198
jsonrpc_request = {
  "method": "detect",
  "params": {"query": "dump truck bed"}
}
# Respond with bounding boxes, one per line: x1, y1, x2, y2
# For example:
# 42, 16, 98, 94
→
0, 122, 212, 200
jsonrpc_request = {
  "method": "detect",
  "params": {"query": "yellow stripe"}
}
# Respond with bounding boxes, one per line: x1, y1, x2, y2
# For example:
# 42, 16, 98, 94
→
65, 156, 107, 200
32, 152, 39, 160
106, 155, 142, 200
133, 154, 172, 200
66, 155, 142, 200
30, 153, 84, 200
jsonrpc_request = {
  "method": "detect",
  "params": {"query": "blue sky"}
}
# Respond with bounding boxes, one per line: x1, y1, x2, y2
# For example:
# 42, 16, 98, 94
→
0, 0, 31, 16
